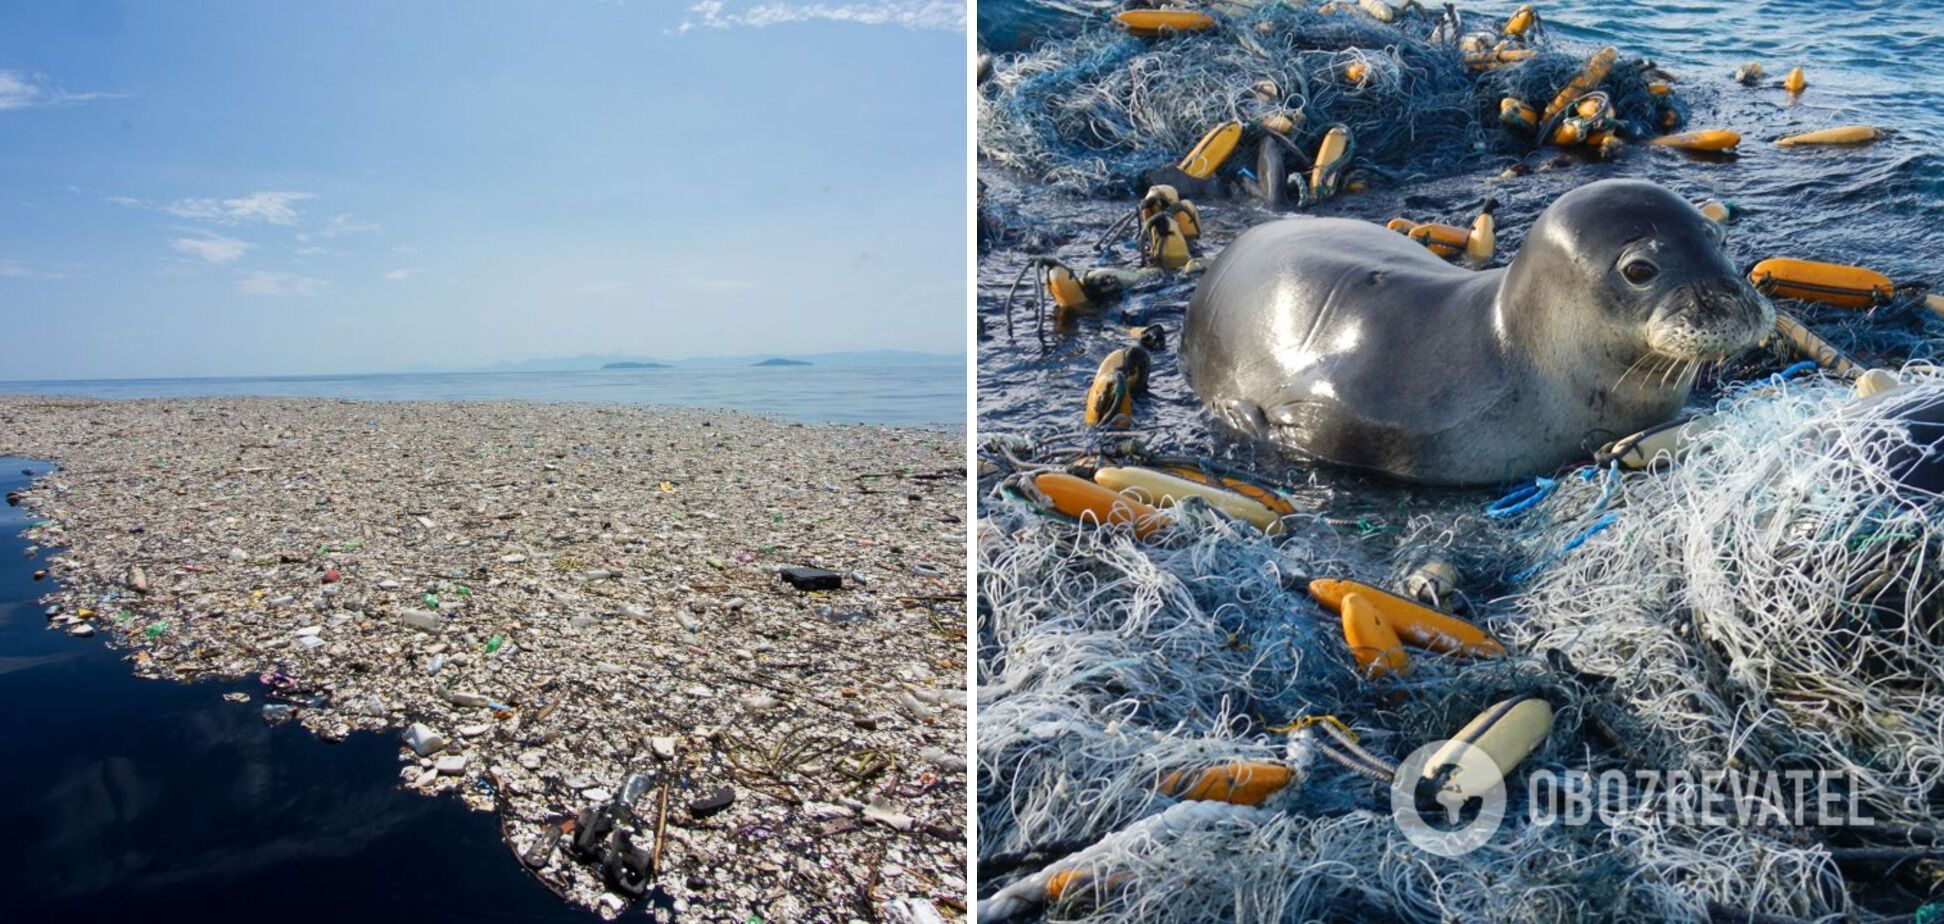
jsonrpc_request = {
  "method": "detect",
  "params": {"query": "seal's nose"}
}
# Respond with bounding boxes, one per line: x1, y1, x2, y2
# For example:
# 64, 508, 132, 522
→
1686, 277, 1770, 334
1651, 277, 1774, 360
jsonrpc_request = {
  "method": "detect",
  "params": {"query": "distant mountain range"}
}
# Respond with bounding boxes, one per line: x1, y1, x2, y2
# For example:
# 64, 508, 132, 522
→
471, 350, 958, 373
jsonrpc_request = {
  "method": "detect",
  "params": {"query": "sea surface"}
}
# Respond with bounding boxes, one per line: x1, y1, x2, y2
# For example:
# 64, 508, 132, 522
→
0, 362, 966, 430
978, 0, 1944, 446
0, 460, 589, 921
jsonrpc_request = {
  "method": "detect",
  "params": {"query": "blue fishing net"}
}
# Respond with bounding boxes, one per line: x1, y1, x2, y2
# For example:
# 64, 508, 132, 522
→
978, 3, 1674, 194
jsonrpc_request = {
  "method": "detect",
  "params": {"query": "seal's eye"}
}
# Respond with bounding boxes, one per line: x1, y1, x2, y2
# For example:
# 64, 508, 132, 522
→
1622, 260, 1659, 285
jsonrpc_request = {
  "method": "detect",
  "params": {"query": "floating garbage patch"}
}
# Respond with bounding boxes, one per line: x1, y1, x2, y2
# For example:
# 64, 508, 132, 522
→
978, 2, 1679, 195
978, 368, 1944, 921
0, 397, 967, 920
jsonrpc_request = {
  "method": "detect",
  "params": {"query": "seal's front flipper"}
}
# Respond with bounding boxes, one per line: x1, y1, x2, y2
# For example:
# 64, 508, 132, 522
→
1218, 398, 1271, 438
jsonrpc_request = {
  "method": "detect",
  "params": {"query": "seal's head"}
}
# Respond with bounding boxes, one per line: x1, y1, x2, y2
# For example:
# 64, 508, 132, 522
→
1514, 179, 1772, 373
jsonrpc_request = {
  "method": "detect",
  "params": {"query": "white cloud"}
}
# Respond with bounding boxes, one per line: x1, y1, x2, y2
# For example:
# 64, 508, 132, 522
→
383, 267, 419, 282
170, 234, 251, 264
674, 0, 963, 32
322, 213, 381, 237
0, 70, 125, 110
237, 270, 326, 297
0, 258, 72, 279
163, 190, 315, 225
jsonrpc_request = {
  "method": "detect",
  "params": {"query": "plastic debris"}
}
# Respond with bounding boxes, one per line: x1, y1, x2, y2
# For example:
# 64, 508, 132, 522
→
1, 395, 965, 917
689, 786, 735, 817
779, 566, 843, 591
404, 723, 447, 756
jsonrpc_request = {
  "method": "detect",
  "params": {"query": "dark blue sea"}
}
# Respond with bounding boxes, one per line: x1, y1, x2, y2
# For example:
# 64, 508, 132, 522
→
0, 361, 966, 429
0, 460, 591, 921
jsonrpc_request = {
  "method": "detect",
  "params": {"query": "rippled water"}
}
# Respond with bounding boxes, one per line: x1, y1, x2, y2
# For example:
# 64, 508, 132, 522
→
978, 0, 1944, 466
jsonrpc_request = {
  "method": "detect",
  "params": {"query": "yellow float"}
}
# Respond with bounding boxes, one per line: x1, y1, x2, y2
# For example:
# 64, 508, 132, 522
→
1651, 129, 1740, 152
1092, 466, 1283, 533
1113, 9, 1216, 36
1178, 120, 1243, 179
1310, 578, 1505, 657
1776, 124, 1880, 147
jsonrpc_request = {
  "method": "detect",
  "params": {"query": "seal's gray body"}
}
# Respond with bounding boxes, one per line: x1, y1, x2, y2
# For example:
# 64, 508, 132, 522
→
1182, 180, 1771, 485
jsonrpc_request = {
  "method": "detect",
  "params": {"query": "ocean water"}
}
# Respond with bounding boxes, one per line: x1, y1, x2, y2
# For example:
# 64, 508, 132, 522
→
977, 0, 1944, 445
0, 362, 966, 430
0, 460, 590, 922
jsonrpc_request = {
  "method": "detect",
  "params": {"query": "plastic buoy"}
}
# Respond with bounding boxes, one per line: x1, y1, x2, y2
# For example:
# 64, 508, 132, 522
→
1734, 61, 1764, 85
1044, 869, 1085, 901
1033, 472, 1165, 537
1093, 466, 1283, 533
1695, 198, 1739, 223
1157, 761, 1295, 805
1113, 9, 1216, 36
1422, 697, 1554, 799
1503, 3, 1536, 38
1597, 416, 1710, 470
1139, 185, 1201, 240
1154, 465, 1297, 517
1344, 60, 1369, 83
1309, 125, 1353, 200
1359, 0, 1400, 23
1784, 66, 1806, 94
1045, 262, 1089, 310
1385, 200, 1495, 265
1310, 578, 1506, 657
1544, 46, 1617, 121
1651, 129, 1740, 152
1143, 213, 1192, 270
1178, 121, 1243, 179
1499, 97, 1539, 131
1340, 593, 1410, 678
1388, 217, 1470, 258
1466, 48, 1535, 71
1855, 369, 1902, 399
1748, 257, 1893, 309
1466, 202, 1497, 265
1084, 361, 1132, 427
1776, 124, 1881, 147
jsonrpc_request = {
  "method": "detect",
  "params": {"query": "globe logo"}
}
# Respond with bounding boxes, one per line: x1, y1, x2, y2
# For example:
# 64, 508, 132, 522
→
1389, 737, 1508, 857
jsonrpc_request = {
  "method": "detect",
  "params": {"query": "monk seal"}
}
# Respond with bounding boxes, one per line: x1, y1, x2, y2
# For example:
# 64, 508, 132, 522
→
1181, 179, 1774, 485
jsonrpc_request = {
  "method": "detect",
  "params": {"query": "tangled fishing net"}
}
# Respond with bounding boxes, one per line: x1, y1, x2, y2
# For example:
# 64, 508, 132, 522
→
977, 3, 1678, 194
977, 369, 1944, 922
1508, 366, 1944, 826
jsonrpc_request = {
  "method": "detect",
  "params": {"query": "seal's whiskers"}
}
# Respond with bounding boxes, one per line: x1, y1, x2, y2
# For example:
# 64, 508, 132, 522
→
1614, 353, 1660, 392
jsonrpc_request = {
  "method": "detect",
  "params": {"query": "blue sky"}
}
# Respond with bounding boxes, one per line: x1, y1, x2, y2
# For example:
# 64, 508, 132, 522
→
0, 1, 966, 379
